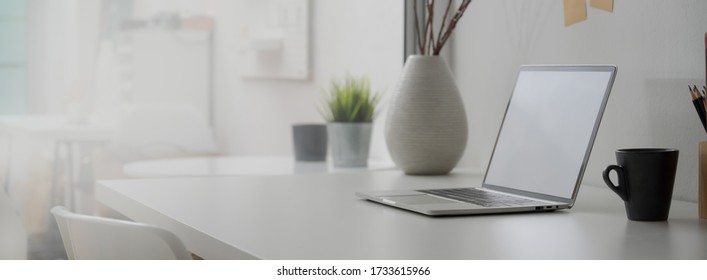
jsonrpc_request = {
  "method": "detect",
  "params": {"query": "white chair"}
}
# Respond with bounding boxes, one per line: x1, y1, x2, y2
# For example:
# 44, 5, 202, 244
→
0, 193, 26, 259
111, 104, 218, 162
50, 206, 191, 260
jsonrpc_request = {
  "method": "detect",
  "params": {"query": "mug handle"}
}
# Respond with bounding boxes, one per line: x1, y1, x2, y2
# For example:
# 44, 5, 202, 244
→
602, 165, 629, 202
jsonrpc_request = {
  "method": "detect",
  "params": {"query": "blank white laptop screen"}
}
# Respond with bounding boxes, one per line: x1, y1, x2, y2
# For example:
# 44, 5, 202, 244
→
483, 69, 613, 199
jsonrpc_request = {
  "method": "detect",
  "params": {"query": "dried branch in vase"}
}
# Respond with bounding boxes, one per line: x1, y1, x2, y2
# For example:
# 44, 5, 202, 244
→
414, 0, 473, 56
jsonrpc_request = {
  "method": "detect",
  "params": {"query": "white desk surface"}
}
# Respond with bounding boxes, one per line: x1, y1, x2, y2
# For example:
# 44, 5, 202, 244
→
122, 156, 395, 178
96, 170, 707, 260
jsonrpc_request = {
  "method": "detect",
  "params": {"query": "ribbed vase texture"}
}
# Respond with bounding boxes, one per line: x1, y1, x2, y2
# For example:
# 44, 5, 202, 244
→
385, 55, 468, 175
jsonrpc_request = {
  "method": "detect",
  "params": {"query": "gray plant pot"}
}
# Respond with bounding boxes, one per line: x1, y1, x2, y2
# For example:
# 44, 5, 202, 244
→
292, 123, 328, 161
327, 123, 372, 167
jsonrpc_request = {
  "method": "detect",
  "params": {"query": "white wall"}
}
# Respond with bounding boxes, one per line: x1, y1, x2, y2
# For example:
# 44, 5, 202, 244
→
452, 0, 707, 201
211, 0, 403, 160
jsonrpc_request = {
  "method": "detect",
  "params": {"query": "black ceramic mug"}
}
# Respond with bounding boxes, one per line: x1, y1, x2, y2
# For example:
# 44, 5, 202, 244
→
602, 148, 679, 221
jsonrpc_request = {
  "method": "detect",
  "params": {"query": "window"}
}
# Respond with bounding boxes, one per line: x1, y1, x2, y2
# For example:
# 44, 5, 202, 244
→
0, 0, 26, 114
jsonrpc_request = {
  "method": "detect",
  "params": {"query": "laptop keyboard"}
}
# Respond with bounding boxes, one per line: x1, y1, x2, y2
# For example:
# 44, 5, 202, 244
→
419, 188, 546, 208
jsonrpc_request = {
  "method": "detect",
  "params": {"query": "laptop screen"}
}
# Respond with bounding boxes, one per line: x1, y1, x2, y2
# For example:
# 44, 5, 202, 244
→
483, 65, 616, 200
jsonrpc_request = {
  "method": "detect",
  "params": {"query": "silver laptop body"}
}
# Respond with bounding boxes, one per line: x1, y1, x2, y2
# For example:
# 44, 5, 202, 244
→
356, 65, 617, 216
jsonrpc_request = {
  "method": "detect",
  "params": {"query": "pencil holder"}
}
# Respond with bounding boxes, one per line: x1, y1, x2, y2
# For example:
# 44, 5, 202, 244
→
700, 141, 707, 218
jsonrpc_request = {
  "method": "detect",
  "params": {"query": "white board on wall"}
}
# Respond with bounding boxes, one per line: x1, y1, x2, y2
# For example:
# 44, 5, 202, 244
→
238, 0, 309, 80
118, 28, 211, 117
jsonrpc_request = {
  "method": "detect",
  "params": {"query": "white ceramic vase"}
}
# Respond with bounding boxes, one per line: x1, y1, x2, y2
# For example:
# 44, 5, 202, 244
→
385, 55, 468, 175
328, 123, 372, 167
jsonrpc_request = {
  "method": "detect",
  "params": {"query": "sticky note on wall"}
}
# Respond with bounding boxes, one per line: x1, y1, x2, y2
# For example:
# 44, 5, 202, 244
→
564, 0, 587, 27
590, 0, 614, 12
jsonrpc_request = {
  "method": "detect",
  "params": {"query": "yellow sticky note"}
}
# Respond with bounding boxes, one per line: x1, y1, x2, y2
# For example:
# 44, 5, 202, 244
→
590, 0, 614, 12
564, 0, 587, 27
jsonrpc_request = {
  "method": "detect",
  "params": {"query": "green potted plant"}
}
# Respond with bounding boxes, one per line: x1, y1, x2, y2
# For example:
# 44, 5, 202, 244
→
320, 75, 380, 167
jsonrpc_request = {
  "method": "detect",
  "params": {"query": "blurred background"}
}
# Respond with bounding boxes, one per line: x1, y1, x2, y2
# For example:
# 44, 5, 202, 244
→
0, 0, 402, 259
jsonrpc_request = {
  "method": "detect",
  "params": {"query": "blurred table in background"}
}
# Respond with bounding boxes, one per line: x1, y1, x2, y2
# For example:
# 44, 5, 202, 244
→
0, 115, 113, 141
0, 115, 114, 259
0, 115, 113, 209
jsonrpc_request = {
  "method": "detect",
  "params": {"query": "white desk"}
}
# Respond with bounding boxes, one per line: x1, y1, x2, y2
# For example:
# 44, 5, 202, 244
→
122, 156, 395, 178
96, 170, 707, 259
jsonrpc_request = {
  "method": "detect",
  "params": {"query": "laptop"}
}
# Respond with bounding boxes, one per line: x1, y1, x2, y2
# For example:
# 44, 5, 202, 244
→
356, 65, 617, 216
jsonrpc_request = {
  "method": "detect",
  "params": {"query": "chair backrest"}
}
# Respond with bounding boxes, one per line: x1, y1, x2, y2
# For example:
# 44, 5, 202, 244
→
50, 206, 191, 260
0, 193, 26, 259
112, 104, 217, 161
